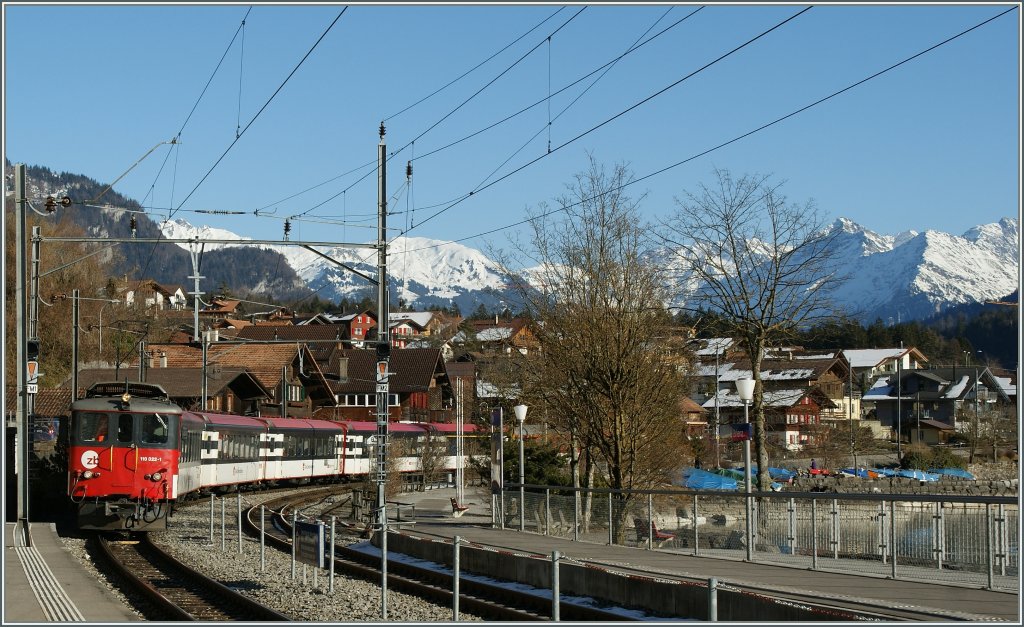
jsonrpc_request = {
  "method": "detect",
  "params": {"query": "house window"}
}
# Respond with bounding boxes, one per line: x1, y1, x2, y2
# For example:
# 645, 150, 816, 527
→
288, 385, 304, 402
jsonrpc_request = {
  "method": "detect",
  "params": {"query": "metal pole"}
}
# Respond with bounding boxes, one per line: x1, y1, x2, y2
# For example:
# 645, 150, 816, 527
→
237, 492, 243, 554
498, 408, 505, 529
743, 400, 752, 561
998, 503, 1006, 577
291, 511, 297, 580
647, 494, 653, 550
330, 516, 336, 592
188, 246, 204, 342
15, 164, 30, 545
693, 494, 699, 556
890, 500, 897, 579
832, 499, 839, 560
260, 505, 266, 572
573, 490, 579, 542
607, 492, 613, 545
714, 350, 720, 468
985, 503, 994, 589
545, 489, 551, 535
381, 504, 388, 620
707, 578, 718, 621
201, 334, 208, 410
896, 358, 902, 460
519, 419, 525, 532
551, 550, 560, 621
210, 494, 215, 542
375, 126, 392, 589
221, 497, 226, 551
453, 535, 461, 621
811, 497, 818, 570
788, 498, 796, 556
850, 360, 856, 470
72, 289, 80, 400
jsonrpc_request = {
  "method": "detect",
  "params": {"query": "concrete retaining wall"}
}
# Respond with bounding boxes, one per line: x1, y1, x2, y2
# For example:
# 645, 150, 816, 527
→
385, 531, 863, 621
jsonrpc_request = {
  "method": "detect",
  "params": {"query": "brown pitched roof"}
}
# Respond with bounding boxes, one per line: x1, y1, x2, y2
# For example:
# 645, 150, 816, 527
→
140, 343, 302, 390
70, 368, 271, 401
678, 396, 706, 415
331, 348, 446, 394
4, 387, 74, 417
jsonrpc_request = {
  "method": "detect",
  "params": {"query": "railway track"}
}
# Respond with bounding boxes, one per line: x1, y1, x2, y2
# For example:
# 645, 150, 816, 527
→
247, 489, 639, 621
93, 532, 292, 621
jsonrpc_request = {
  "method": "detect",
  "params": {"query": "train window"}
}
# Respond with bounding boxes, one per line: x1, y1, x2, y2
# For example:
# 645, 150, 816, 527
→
140, 414, 168, 445
78, 413, 109, 443
116, 414, 133, 443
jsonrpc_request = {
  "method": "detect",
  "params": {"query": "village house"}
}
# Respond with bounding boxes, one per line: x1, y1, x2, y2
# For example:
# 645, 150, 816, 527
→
313, 348, 454, 423
69, 367, 272, 415
122, 279, 187, 310
131, 341, 334, 418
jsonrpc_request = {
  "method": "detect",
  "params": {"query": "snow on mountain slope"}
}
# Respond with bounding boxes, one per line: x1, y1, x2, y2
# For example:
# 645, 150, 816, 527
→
160, 216, 1017, 322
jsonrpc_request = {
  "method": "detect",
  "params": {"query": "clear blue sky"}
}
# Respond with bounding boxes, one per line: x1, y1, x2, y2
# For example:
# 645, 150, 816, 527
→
4, 2, 1020, 250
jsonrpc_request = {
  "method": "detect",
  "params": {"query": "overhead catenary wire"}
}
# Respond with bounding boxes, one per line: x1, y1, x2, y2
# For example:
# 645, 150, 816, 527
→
288, 7, 589, 222
430, 5, 687, 219
383, 6, 566, 122
343, 6, 701, 219
407, 5, 811, 235
268, 6, 692, 225
137, 8, 347, 281
398, 5, 1016, 256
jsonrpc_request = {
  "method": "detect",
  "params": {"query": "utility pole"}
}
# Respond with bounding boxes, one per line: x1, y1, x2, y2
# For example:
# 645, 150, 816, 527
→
30, 226, 41, 419
72, 289, 80, 400
714, 347, 720, 468
374, 123, 392, 620
14, 163, 32, 546
896, 356, 902, 461
188, 245, 205, 342
849, 357, 856, 470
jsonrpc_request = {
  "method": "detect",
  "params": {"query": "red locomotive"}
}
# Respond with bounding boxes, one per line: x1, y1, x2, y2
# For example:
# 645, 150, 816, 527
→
67, 381, 479, 531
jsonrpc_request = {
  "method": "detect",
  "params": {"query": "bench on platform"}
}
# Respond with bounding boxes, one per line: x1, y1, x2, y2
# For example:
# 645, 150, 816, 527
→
451, 497, 470, 517
634, 516, 676, 548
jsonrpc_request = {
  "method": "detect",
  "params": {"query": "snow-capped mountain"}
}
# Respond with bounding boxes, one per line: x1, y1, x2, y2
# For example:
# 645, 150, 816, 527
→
819, 217, 1018, 322
159, 216, 1018, 323
159, 219, 514, 314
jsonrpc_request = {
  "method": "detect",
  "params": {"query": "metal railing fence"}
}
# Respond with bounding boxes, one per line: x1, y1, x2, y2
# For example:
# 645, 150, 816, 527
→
503, 484, 1018, 591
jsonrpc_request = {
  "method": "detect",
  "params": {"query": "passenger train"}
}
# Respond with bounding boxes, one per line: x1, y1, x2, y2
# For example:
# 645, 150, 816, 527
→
67, 381, 480, 531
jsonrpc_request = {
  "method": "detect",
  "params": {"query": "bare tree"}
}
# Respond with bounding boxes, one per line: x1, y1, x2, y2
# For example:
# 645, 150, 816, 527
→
661, 169, 844, 490
499, 159, 688, 540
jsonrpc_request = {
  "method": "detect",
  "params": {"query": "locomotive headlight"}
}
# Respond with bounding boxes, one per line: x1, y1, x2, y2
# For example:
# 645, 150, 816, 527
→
147, 472, 163, 482
81, 470, 98, 479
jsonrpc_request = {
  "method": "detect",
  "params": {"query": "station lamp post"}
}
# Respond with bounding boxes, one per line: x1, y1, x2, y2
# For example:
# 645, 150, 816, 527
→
514, 404, 528, 532
736, 378, 756, 562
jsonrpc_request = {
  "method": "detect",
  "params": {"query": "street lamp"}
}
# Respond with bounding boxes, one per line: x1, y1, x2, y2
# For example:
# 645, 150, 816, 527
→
735, 378, 755, 562
514, 403, 528, 532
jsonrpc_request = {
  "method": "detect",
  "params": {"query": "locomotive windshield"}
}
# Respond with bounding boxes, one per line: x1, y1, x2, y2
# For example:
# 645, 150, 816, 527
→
141, 414, 168, 445
73, 412, 173, 448
78, 413, 109, 443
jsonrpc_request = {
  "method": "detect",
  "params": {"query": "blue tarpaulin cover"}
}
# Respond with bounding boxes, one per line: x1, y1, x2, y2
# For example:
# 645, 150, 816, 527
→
677, 468, 739, 491
896, 469, 941, 481
928, 468, 975, 480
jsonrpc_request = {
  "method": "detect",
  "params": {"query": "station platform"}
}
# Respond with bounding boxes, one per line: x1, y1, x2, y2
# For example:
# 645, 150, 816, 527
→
3, 522, 140, 623
393, 486, 1020, 622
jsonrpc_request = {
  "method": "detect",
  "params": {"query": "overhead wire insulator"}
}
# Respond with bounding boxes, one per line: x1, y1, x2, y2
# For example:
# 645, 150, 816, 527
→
44, 196, 57, 213
406, 161, 412, 180
130, 214, 137, 238
283, 218, 291, 241
379, 122, 386, 139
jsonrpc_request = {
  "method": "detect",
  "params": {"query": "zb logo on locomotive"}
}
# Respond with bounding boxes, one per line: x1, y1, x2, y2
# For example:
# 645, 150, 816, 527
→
81, 450, 100, 469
